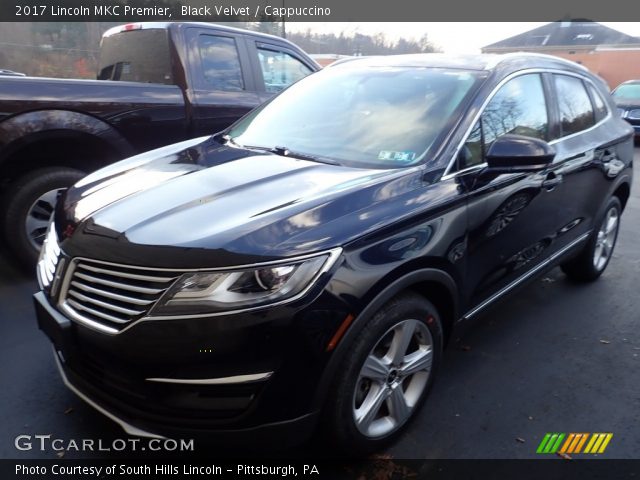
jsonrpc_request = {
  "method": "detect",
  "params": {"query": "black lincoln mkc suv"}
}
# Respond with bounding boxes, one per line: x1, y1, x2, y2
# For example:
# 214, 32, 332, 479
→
35, 53, 633, 453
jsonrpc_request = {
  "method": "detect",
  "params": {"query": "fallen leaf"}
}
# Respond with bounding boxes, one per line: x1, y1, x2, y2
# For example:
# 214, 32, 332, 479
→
460, 345, 472, 351
370, 453, 393, 460
557, 452, 572, 460
56, 451, 65, 459
516, 437, 525, 443
600, 340, 611, 344
64, 407, 74, 415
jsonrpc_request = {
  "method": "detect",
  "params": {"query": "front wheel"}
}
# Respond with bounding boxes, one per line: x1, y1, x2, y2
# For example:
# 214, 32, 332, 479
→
325, 293, 443, 454
561, 196, 622, 282
2, 167, 85, 269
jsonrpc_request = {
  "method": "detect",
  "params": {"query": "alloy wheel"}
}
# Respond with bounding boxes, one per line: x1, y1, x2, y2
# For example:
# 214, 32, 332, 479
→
25, 189, 63, 250
593, 206, 619, 271
352, 319, 433, 438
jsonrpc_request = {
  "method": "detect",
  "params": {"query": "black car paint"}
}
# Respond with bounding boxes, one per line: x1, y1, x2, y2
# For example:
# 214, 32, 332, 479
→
35, 54, 634, 441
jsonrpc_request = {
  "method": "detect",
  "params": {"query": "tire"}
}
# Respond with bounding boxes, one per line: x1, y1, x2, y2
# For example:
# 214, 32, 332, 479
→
2, 167, 85, 269
560, 196, 622, 282
325, 292, 443, 454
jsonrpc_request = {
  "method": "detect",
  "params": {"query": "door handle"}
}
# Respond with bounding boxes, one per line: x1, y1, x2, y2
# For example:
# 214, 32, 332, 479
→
542, 172, 562, 191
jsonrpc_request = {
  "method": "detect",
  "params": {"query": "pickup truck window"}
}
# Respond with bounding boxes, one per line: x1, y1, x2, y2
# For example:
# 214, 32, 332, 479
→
198, 35, 244, 91
98, 29, 173, 85
257, 47, 313, 93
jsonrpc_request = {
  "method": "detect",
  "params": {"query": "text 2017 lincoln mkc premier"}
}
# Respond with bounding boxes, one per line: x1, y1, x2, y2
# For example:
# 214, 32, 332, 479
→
34, 53, 633, 453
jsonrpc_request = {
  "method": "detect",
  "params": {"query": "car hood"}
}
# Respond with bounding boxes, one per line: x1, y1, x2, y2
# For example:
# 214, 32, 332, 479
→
57, 136, 429, 268
614, 98, 640, 109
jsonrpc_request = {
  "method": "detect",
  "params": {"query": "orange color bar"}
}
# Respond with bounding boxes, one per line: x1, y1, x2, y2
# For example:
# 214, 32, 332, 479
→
574, 433, 589, 453
567, 434, 582, 454
559, 434, 575, 454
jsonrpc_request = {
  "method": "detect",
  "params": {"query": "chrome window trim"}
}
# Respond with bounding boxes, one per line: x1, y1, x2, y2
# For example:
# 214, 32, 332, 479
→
462, 231, 591, 320
146, 372, 273, 385
441, 68, 612, 181
56, 247, 343, 335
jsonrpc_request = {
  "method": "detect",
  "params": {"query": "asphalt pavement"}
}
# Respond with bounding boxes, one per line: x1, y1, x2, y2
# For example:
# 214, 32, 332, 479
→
1, 150, 638, 460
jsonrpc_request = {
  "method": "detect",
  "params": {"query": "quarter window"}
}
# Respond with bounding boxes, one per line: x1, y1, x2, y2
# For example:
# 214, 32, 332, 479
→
257, 47, 313, 93
554, 75, 595, 137
198, 35, 244, 91
587, 84, 609, 122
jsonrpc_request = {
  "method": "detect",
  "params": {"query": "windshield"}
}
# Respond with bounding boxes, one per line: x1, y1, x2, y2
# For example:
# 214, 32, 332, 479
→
98, 29, 173, 85
612, 83, 640, 100
227, 66, 484, 168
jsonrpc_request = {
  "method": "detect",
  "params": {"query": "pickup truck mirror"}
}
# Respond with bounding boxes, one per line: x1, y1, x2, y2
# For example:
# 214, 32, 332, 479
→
486, 134, 555, 173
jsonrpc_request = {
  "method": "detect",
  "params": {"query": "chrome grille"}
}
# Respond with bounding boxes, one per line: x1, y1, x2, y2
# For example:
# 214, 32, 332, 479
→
60, 259, 181, 333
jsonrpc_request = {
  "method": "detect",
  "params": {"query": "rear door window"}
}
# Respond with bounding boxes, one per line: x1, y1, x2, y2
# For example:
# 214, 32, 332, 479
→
553, 75, 596, 137
197, 35, 245, 91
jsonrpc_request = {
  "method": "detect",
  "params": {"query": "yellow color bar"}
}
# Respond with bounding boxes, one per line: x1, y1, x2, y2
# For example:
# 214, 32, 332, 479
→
586, 433, 606, 453
584, 433, 599, 453
559, 434, 575, 454
598, 433, 613, 453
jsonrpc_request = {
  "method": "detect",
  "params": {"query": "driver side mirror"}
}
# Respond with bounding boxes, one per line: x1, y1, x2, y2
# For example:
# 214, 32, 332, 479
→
486, 134, 556, 173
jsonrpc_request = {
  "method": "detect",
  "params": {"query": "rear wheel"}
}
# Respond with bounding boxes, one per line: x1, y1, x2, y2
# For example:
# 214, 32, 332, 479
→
561, 196, 621, 282
2, 167, 85, 268
325, 292, 443, 454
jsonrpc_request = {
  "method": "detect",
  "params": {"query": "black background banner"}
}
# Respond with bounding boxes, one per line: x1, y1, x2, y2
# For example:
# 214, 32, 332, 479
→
4, 459, 640, 480
3, 0, 640, 22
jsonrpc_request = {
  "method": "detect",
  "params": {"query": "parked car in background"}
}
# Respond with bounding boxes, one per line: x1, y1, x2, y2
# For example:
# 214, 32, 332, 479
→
0, 22, 319, 267
35, 53, 633, 453
612, 79, 640, 136
0, 69, 25, 77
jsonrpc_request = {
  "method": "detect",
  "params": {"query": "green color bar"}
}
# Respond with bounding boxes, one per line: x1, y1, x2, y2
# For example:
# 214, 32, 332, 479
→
550, 433, 566, 453
537, 433, 552, 453
543, 433, 559, 453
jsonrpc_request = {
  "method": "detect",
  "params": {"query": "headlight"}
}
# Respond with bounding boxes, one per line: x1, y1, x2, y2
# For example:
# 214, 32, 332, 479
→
151, 248, 342, 316
627, 109, 640, 120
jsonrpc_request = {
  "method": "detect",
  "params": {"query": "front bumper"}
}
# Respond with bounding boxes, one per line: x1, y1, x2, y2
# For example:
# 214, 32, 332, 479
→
33, 290, 340, 444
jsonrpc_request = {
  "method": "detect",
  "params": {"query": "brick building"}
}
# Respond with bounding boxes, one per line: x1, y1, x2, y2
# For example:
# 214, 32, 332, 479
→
482, 21, 640, 90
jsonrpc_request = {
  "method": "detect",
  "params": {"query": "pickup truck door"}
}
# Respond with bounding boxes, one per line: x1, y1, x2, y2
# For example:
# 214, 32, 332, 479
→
185, 28, 261, 137
246, 41, 317, 103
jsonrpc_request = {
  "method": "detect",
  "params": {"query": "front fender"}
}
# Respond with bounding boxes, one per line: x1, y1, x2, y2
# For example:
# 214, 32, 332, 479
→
313, 268, 459, 411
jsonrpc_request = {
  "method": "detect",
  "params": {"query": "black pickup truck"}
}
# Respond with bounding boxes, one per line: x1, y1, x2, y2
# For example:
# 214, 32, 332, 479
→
0, 22, 319, 266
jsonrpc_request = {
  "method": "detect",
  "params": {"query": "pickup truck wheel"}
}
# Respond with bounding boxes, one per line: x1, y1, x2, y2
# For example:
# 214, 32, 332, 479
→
325, 292, 443, 454
560, 196, 621, 282
2, 167, 85, 268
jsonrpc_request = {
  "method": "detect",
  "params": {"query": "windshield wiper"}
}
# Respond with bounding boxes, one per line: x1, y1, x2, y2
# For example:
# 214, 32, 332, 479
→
226, 139, 341, 166
269, 146, 341, 166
